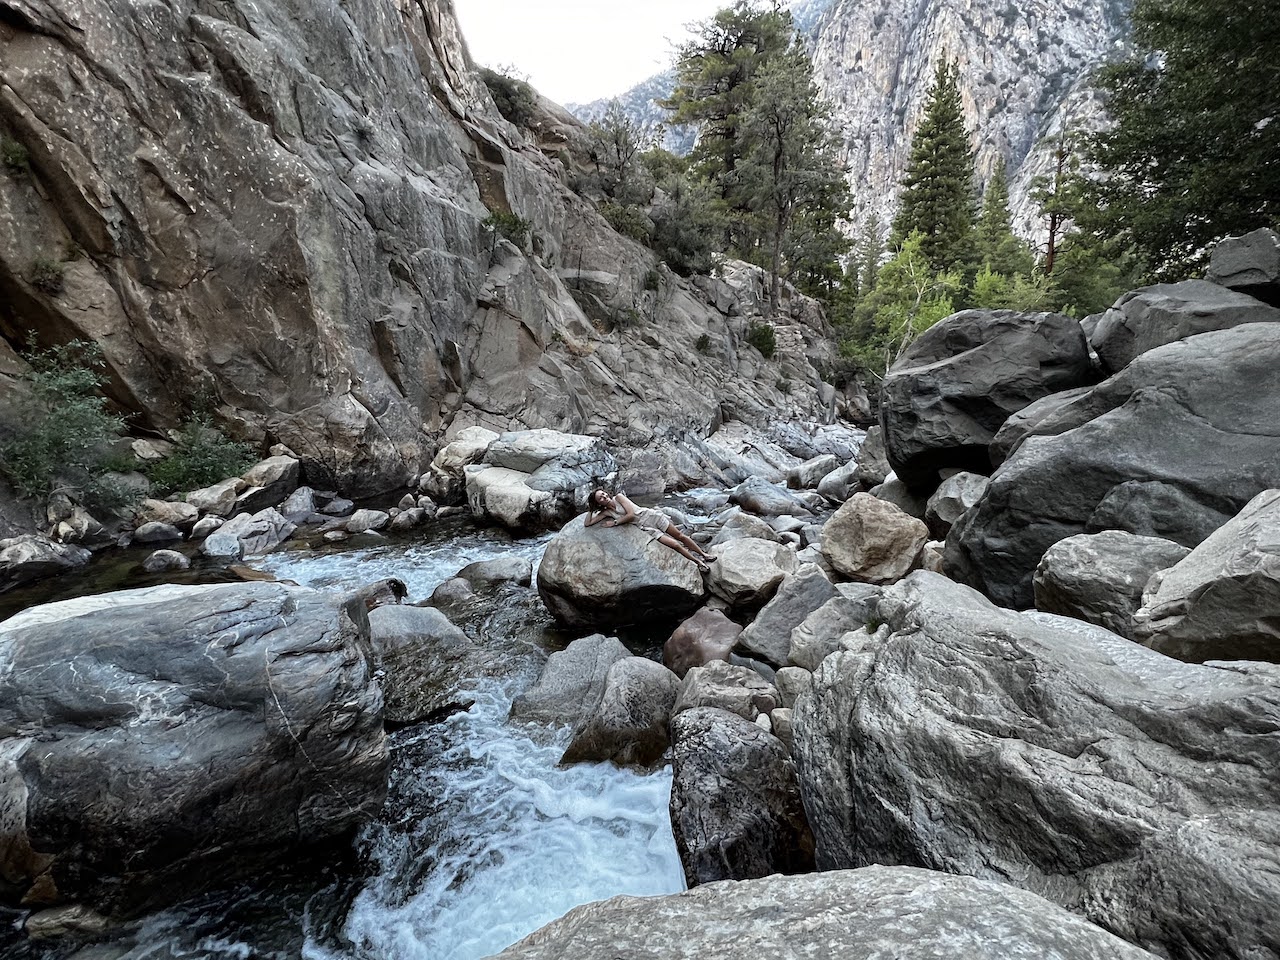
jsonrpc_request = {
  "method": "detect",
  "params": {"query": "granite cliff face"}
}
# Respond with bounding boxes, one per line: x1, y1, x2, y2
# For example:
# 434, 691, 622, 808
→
0, 0, 838, 505
809, 0, 1128, 239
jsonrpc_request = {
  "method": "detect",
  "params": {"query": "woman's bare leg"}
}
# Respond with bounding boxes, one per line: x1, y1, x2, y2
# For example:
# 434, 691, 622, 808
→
668, 525, 714, 559
658, 534, 708, 567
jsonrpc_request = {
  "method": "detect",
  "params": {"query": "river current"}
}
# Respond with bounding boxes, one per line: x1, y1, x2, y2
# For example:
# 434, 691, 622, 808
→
3, 517, 688, 960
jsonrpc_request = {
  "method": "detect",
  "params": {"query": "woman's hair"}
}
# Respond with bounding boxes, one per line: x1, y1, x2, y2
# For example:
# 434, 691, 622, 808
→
587, 487, 611, 516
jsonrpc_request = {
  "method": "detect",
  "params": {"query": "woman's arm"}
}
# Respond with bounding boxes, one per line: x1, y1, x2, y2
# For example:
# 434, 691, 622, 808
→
584, 507, 605, 526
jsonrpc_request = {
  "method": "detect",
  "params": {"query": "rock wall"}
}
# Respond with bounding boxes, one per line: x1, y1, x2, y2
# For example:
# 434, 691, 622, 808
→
809, 0, 1127, 240
0, 0, 837, 502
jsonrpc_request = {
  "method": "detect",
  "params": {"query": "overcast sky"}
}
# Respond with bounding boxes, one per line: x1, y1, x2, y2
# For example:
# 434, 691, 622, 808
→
453, 0, 728, 105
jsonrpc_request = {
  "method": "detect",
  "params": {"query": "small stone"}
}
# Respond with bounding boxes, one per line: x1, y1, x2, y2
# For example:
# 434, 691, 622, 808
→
133, 522, 183, 544
142, 549, 190, 573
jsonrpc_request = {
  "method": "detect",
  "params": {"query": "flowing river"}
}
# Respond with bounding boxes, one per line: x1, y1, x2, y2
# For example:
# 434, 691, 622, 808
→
2, 515, 689, 960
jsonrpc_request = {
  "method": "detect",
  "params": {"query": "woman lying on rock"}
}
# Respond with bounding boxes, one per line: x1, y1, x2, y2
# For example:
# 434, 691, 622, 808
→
585, 488, 717, 572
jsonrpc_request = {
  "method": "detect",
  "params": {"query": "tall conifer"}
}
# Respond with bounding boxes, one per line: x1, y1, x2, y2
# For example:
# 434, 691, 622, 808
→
891, 59, 975, 271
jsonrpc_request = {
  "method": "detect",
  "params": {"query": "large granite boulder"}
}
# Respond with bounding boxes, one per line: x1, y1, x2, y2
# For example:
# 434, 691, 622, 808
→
367, 604, 482, 725
946, 323, 1280, 608
490, 866, 1160, 960
704, 537, 797, 612
201, 508, 297, 558
822, 493, 927, 584
786, 454, 838, 490
1034, 531, 1191, 640
234, 456, 300, 514
788, 587, 880, 670
728, 476, 813, 518
466, 430, 616, 532
663, 608, 742, 679
508, 634, 630, 728
537, 516, 705, 629
0, 583, 386, 916
851, 424, 890, 489
989, 386, 1094, 467
707, 507, 781, 545
419, 427, 500, 504
133, 498, 199, 533
1134, 489, 1280, 662
0, 535, 91, 592
561, 657, 679, 769
668, 707, 813, 887
1091, 280, 1280, 374
735, 565, 836, 667
879, 310, 1096, 490
1207, 228, 1280, 305
794, 572, 1280, 960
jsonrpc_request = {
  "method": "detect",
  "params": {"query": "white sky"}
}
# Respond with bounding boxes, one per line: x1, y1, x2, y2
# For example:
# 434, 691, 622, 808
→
453, 0, 729, 105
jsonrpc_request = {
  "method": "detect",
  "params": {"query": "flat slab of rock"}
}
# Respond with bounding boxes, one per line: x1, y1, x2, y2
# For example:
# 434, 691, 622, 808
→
673, 660, 779, 721
946, 323, 1280, 608
668, 707, 813, 887
537, 517, 706, 629
0, 583, 386, 915
822, 493, 927, 584
795, 571, 1280, 960
368, 604, 482, 725
879, 310, 1096, 490
1035, 531, 1190, 640
736, 566, 836, 667
490, 865, 1160, 959
1134, 489, 1280, 662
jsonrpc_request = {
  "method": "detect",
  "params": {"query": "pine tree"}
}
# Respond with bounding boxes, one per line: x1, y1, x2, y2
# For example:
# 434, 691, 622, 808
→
891, 59, 976, 272
851, 213, 884, 299
972, 158, 1033, 277
736, 41, 852, 311
1083, 0, 1280, 278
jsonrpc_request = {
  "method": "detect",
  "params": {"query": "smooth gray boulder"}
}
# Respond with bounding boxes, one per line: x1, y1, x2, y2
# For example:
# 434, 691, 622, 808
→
0, 583, 386, 915
1207, 228, 1280, 304
705, 537, 797, 612
489, 866, 1161, 960
663, 608, 742, 679
419, 427, 500, 504
815, 458, 860, 502
668, 707, 813, 887
788, 590, 879, 670
537, 516, 706, 629
925, 471, 989, 539
456, 556, 533, 590
880, 310, 1096, 490
133, 521, 182, 544
142, 549, 191, 573
736, 566, 836, 667
822, 493, 927, 584
367, 604, 482, 725
508, 634, 630, 728
561, 657, 679, 769
794, 571, 1280, 960
946, 323, 1280, 608
466, 430, 616, 532
0, 535, 91, 591
184, 478, 245, 518
852, 424, 890, 489
728, 476, 814, 518
133, 499, 199, 532
1034, 531, 1191, 640
867, 473, 929, 518
1091, 279, 1280, 374
1134, 489, 1280, 662
278, 486, 317, 521
673, 660, 780, 721
786, 454, 839, 490
707, 507, 781, 545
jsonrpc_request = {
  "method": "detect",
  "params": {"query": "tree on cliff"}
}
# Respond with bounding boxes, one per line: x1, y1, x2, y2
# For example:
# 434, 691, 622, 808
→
890, 59, 976, 272
736, 41, 852, 310
1083, 0, 1280, 278
664, 2, 851, 312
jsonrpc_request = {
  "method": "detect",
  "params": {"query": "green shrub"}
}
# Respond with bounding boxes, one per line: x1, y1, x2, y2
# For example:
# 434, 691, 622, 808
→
643, 267, 662, 291
29, 256, 64, 294
599, 201, 651, 243
479, 68, 538, 128
2, 137, 29, 172
146, 414, 254, 496
695, 333, 711, 353
483, 211, 532, 247
0, 339, 131, 509
746, 322, 777, 359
